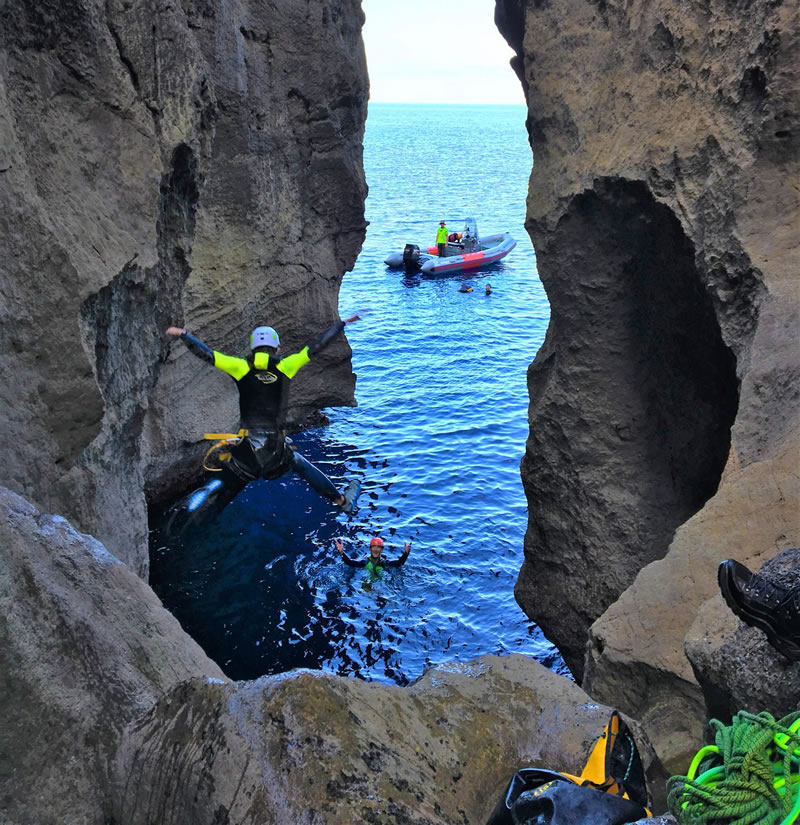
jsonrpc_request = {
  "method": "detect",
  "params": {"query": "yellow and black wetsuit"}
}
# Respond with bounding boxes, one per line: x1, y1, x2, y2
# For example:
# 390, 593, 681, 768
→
175, 321, 347, 517
181, 321, 345, 431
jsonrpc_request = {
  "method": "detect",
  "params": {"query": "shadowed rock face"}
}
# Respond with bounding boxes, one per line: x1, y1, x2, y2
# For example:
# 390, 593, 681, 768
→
0, 485, 226, 825
518, 177, 739, 673
0, 0, 368, 576
496, 0, 799, 770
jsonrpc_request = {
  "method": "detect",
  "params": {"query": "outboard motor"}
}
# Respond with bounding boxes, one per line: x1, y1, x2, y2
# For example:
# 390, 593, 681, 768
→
463, 217, 479, 246
402, 243, 421, 272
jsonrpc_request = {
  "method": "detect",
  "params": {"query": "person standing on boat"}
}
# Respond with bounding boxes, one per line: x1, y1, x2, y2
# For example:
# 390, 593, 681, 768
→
163, 317, 362, 531
334, 537, 411, 572
436, 220, 449, 257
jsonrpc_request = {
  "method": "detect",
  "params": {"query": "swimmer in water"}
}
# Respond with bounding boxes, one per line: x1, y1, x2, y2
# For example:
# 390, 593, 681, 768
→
485, 283, 492, 295
334, 537, 411, 574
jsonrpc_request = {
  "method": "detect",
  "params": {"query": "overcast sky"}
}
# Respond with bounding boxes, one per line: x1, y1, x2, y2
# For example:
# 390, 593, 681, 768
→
360, 0, 524, 105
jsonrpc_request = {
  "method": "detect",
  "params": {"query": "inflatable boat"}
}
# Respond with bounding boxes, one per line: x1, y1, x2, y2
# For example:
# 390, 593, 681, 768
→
384, 218, 516, 277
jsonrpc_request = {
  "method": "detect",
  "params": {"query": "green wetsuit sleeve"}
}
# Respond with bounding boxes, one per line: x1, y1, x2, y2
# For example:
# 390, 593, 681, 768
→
276, 346, 310, 380
213, 351, 250, 380
272, 322, 345, 380
178, 332, 249, 379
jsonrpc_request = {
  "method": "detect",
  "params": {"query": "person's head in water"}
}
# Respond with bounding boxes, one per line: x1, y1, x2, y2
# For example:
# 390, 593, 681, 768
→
459, 283, 473, 293
369, 536, 384, 560
485, 283, 492, 295
250, 325, 280, 354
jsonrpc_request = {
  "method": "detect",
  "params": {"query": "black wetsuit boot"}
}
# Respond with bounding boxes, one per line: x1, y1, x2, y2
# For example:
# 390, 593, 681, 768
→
164, 467, 247, 537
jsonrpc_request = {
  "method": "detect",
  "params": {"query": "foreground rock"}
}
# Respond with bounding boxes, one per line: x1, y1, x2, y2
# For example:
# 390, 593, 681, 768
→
584, 445, 800, 772
111, 661, 667, 825
0, 485, 227, 824
0, 487, 668, 824
0, 0, 368, 576
496, 0, 800, 772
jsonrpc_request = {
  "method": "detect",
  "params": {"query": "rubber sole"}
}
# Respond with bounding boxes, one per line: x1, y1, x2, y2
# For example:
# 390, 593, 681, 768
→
339, 480, 361, 515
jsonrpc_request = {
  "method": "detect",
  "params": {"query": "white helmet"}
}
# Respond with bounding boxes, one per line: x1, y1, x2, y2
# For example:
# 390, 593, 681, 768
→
250, 326, 280, 349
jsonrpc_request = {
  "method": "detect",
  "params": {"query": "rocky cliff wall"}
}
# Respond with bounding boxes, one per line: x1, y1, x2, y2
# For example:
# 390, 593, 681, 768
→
496, 0, 799, 770
0, 0, 368, 577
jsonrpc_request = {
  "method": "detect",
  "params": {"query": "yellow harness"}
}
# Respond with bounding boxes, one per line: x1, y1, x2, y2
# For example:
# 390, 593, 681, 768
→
201, 430, 248, 472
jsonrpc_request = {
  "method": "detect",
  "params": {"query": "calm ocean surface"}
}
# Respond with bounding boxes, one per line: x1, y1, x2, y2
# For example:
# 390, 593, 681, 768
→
150, 103, 567, 684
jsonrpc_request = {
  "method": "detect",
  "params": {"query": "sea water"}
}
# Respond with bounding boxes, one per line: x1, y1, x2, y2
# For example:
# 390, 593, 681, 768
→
150, 103, 568, 684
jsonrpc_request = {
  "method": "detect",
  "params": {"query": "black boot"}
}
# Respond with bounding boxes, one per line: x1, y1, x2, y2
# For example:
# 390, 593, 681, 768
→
338, 479, 361, 515
164, 478, 226, 537
717, 559, 800, 661
164, 465, 247, 538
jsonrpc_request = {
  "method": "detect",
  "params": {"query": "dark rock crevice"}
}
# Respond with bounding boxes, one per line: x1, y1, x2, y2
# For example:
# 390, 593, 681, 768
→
157, 142, 201, 284
81, 142, 200, 416
518, 177, 740, 679
105, 3, 141, 95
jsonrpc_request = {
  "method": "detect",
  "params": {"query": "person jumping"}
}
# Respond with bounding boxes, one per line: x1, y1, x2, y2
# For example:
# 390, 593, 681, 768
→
164, 315, 362, 532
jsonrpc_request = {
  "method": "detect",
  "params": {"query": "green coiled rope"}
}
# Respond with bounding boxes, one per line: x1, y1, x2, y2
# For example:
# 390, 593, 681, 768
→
667, 710, 800, 825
